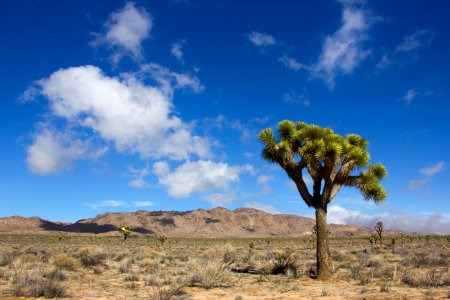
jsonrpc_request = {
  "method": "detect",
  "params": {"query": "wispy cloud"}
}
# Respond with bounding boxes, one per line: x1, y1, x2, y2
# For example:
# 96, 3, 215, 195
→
395, 30, 434, 53
86, 200, 153, 210
91, 2, 152, 63
87, 200, 126, 210
202, 192, 236, 207
408, 178, 428, 189
312, 1, 374, 88
132, 201, 153, 207
171, 40, 185, 62
409, 161, 445, 189
403, 89, 416, 106
128, 165, 151, 188
420, 161, 445, 176
276, 1, 374, 88
244, 202, 281, 214
278, 55, 310, 71
283, 91, 311, 107
376, 29, 434, 72
257, 175, 274, 195
247, 31, 276, 47
203, 115, 269, 143
328, 205, 450, 235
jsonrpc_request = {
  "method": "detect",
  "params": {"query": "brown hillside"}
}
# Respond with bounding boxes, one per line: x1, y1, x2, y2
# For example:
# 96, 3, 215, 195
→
0, 208, 376, 237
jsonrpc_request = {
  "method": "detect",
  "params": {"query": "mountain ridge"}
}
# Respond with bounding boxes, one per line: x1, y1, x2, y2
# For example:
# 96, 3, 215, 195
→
0, 207, 398, 237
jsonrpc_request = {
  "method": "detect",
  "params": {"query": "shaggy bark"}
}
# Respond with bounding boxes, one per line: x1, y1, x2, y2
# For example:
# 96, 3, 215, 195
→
315, 207, 333, 280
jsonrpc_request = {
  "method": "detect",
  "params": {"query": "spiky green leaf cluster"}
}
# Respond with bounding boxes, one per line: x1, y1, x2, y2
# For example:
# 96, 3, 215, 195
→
360, 170, 387, 203
118, 225, 131, 236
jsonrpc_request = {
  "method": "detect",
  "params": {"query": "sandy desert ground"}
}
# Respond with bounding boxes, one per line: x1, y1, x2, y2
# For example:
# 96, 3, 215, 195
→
0, 234, 448, 299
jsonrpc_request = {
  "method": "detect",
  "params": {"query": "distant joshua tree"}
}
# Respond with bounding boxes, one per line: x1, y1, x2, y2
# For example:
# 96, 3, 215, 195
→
118, 225, 131, 242
369, 234, 377, 252
259, 120, 387, 280
374, 221, 384, 246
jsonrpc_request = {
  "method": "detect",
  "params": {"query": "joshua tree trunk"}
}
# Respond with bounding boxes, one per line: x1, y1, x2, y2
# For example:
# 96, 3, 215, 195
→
315, 207, 333, 280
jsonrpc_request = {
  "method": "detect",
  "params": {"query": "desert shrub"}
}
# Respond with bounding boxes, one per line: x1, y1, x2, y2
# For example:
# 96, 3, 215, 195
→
124, 272, 140, 282
402, 269, 447, 287
11, 269, 66, 298
404, 252, 448, 268
331, 250, 349, 262
74, 248, 106, 267
0, 250, 16, 266
349, 258, 373, 285
44, 268, 66, 281
265, 249, 298, 277
112, 250, 128, 262
17, 253, 41, 266
119, 258, 133, 273
53, 254, 79, 270
148, 281, 185, 300
140, 258, 153, 271
189, 255, 231, 289
145, 274, 162, 287
24, 246, 50, 262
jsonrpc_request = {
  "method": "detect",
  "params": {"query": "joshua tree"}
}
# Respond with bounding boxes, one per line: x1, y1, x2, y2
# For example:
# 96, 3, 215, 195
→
391, 237, 396, 254
374, 221, 384, 246
156, 234, 168, 247
118, 225, 131, 242
259, 120, 387, 280
369, 234, 376, 252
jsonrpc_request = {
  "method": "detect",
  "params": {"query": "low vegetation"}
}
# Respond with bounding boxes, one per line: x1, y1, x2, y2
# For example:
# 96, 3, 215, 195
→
0, 234, 448, 299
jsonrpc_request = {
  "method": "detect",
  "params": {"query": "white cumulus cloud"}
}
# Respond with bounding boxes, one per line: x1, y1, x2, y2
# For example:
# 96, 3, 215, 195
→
153, 160, 254, 198
92, 2, 152, 62
26, 127, 105, 175
25, 65, 210, 175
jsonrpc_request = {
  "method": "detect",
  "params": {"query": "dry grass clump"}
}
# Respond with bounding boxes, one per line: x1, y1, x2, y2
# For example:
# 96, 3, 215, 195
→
11, 268, 66, 298
53, 253, 79, 270
188, 246, 234, 289
0, 249, 17, 266
263, 248, 299, 276
74, 247, 107, 267
404, 252, 448, 268
402, 269, 448, 288
148, 279, 186, 300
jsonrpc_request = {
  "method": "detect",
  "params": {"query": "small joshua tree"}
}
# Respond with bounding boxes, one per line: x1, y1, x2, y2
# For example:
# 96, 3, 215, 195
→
391, 237, 396, 254
118, 225, 131, 242
156, 234, 168, 247
374, 221, 384, 246
369, 235, 376, 252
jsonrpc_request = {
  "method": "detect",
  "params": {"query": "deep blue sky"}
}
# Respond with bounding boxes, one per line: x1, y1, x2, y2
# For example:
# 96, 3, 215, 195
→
1, 0, 449, 234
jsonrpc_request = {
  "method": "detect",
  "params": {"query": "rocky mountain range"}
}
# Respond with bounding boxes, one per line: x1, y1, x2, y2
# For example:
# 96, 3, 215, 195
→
0, 207, 377, 237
